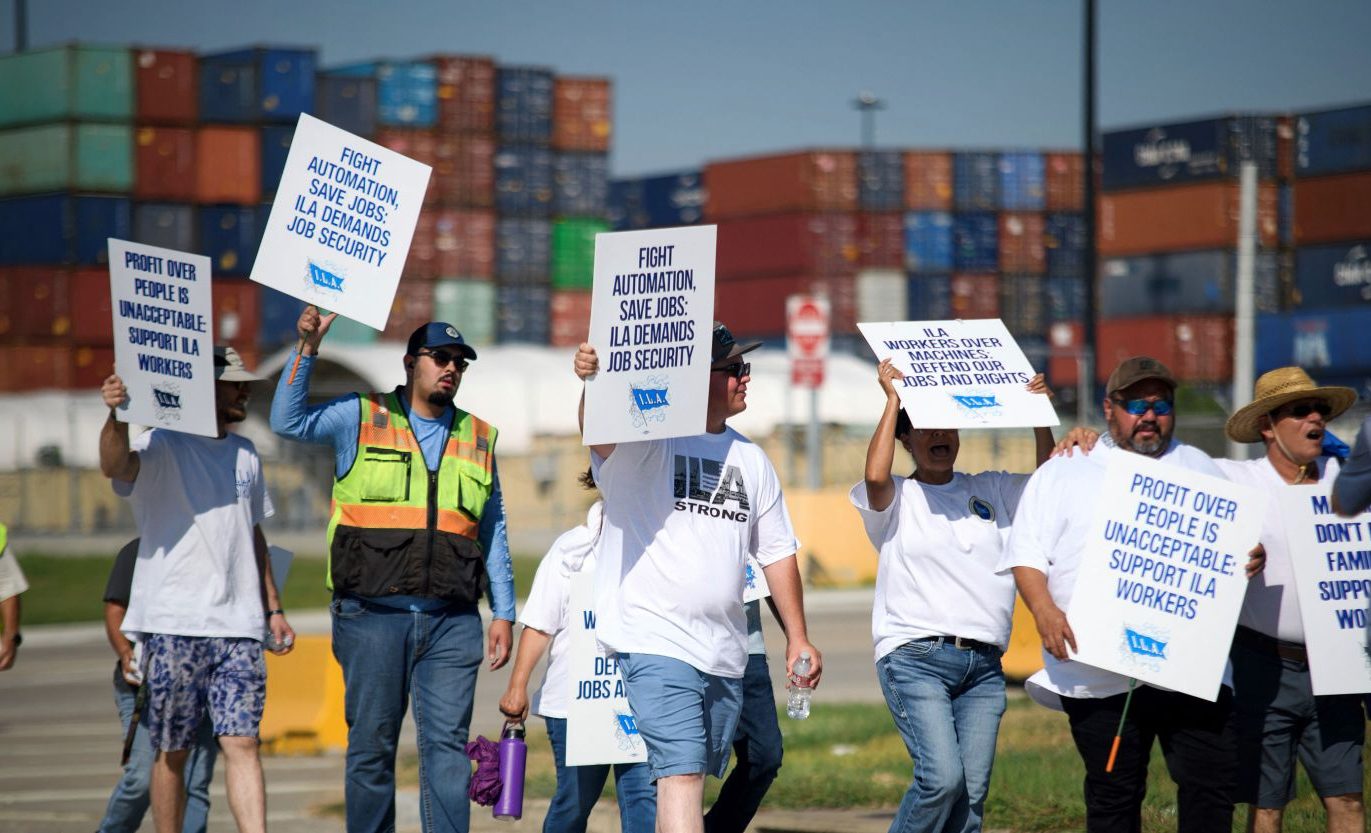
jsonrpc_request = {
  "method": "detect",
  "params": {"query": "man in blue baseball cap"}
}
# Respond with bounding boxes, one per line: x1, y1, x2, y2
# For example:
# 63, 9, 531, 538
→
270, 306, 513, 833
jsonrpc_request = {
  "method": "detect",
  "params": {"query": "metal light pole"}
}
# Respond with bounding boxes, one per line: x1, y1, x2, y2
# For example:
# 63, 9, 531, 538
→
1081, 0, 1097, 423
852, 91, 885, 149
15, 0, 28, 51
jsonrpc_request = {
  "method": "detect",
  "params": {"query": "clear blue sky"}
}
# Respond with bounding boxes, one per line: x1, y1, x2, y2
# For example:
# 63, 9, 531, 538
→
5, 0, 1368, 176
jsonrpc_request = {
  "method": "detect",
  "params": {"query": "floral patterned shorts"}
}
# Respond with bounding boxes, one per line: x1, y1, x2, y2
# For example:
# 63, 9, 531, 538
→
143, 634, 265, 751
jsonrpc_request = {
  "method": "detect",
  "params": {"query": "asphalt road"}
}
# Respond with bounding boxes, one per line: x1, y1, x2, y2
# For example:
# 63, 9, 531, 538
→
0, 589, 880, 832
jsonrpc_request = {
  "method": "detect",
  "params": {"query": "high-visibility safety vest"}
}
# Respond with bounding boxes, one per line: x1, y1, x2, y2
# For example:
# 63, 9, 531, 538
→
326, 388, 498, 603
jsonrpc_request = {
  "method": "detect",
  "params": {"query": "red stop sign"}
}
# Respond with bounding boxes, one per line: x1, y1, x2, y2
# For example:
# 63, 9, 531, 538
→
787, 296, 829, 358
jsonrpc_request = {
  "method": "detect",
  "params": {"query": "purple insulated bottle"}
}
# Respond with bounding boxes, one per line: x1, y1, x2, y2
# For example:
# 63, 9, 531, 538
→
493, 722, 527, 820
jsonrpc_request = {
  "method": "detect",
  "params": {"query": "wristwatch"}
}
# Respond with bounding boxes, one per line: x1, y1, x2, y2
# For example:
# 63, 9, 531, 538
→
6, 632, 19, 647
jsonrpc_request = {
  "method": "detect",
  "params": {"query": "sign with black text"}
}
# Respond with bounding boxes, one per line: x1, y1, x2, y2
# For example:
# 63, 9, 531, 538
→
565, 570, 648, 766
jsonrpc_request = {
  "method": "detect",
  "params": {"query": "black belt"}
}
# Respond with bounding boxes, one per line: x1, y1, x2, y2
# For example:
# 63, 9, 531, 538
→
914, 635, 997, 653
1234, 626, 1307, 663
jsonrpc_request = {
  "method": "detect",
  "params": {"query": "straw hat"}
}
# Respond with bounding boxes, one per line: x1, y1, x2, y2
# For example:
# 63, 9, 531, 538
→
1225, 367, 1357, 443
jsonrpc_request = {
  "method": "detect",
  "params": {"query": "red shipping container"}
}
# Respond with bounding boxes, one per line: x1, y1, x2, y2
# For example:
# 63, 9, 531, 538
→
69, 268, 114, 346
1045, 152, 1085, 212
435, 209, 495, 278
550, 289, 593, 347
2, 266, 71, 339
998, 212, 1046, 274
433, 134, 495, 208
0, 345, 73, 391
904, 151, 954, 211
135, 126, 196, 201
716, 213, 858, 280
553, 77, 612, 153
1293, 171, 1371, 246
195, 127, 260, 205
382, 281, 436, 342
713, 273, 857, 338
376, 129, 439, 205
211, 280, 261, 347
857, 213, 904, 269
950, 274, 1000, 320
72, 345, 116, 388
1047, 321, 1085, 387
705, 151, 857, 220
1099, 181, 1277, 257
135, 49, 198, 124
406, 211, 440, 280
1096, 315, 1234, 384
434, 55, 496, 134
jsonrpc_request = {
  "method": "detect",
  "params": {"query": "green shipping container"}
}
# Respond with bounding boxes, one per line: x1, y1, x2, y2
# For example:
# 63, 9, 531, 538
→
0, 123, 134, 196
551, 218, 609, 290
327, 315, 380, 345
432, 279, 497, 346
0, 46, 133, 127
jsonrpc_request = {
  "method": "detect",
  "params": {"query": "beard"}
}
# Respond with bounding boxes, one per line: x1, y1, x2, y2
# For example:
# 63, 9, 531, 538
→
1113, 419, 1171, 457
426, 389, 455, 408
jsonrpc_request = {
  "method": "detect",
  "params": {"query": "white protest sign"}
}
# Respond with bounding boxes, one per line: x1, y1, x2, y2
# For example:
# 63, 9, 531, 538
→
250, 113, 431, 330
565, 570, 647, 766
1067, 453, 1262, 700
108, 239, 216, 437
583, 225, 716, 447
857, 319, 1059, 429
1281, 486, 1371, 695
744, 555, 771, 604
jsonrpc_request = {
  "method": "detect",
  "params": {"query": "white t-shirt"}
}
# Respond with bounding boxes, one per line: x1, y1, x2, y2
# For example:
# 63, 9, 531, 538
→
1215, 455, 1337, 644
521, 528, 596, 720
116, 428, 274, 641
996, 436, 1225, 708
853, 471, 1028, 661
0, 547, 28, 601
591, 428, 798, 678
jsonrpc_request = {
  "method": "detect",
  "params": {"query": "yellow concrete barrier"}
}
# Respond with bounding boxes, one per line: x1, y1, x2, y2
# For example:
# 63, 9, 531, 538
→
261, 635, 348, 755
1003, 602, 1046, 681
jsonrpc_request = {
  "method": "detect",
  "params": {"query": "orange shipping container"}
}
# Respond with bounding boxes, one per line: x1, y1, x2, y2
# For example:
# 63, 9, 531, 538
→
406, 211, 440, 281
69, 268, 114, 346
435, 209, 495, 278
195, 126, 260, 204
1044, 152, 1084, 212
0, 346, 73, 391
857, 213, 905, 269
72, 345, 116, 389
135, 126, 196, 201
998, 213, 1046, 274
904, 151, 953, 211
550, 289, 593, 347
211, 281, 260, 347
2, 266, 71, 339
552, 77, 612, 153
1047, 321, 1085, 387
713, 273, 857, 338
376, 129, 439, 205
432, 134, 495, 208
382, 282, 436, 342
716, 213, 858, 280
1292, 171, 1371, 246
434, 55, 496, 134
950, 274, 1000, 320
705, 151, 857, 220
1099, 181, 1277, 257
1096, 315, 1233, 384
135, 49, 198, 124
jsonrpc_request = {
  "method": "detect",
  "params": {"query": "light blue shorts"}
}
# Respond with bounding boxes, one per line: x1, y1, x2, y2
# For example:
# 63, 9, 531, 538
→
616, 652, 743, 781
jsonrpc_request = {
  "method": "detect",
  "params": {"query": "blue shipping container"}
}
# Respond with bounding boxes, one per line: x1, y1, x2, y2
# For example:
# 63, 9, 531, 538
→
1044, 213, 1087, 277
497, 284, 551, 343
495, 146, 554, 218
608, 178, 637, 230
952, 212, 998, 272
134, 203, 196, 253
858, 150, 904, 211
199, 205, 259, 276
1099, 250, 1280, 318
610, 170, 708, 230
1102, 115, 1278, 191
906, 274, 952, 320
312, 75, 378, 139
260, 125, 293, 197
998, 151, 1046, 211
1045, 276, 1088, 323
258, 284, 302, 347
953, 152, 999, 211
326, 61, 437, 127
553, 152, 609, 217
0, 193, 131, 265
1296, 104, 1371, 176
497, 66, 554, 145
1294, 241, 1371, 307
1257, 308, 1371, 378
201, 47, 316, 123
903, 211, 954, 273
495, 218, 551, 282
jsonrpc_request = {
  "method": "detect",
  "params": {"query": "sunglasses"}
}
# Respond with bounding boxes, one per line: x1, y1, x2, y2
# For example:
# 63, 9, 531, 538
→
712, 361, 750, 380
1114, 397, 1174, 416
1276, 401, 1333, 419
418, 349, 469, 372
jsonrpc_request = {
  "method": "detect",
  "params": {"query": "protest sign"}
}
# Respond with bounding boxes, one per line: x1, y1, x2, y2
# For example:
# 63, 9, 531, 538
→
250, 113, 431, 330
744, 555, 771, 604
1068, 453, 1262, 700
583, 225, 716, 446
1282, 486, 1371, 695
857, 319, 1059, 429
565, 570, 647, 766
108, 239, 216, 437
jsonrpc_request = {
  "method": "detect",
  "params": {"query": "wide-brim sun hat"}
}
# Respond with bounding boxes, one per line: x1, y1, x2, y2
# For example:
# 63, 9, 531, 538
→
1225, 366, 1357, 443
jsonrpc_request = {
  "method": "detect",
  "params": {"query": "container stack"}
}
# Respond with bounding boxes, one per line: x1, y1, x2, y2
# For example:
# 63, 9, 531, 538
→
1256, 104, 1371, 390
1092, 115, 1286, 388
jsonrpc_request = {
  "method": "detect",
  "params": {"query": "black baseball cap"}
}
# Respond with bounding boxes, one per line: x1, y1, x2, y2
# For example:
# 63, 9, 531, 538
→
711, 321, 761, 368
406, 323, 478, 361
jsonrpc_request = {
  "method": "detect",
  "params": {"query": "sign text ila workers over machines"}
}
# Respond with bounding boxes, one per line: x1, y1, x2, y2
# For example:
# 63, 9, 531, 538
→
1282, 487, 1371, 695
1069, 454, 1262, 701
250, 113, 431, 331
583, 225, 716, 447
565, 570, 647, 766
857, 319, 1059, 429
108, 239, 217, 437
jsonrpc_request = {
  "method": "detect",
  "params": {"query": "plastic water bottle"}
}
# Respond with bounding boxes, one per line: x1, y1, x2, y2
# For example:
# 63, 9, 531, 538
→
787, 652, 814, 720
493, 722, 527, 820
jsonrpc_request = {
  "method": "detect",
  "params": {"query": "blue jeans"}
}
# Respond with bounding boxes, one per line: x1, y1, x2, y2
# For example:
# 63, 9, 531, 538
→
331, 595, 484, 833
876, 639, 1007, 833
705, 653, 783, 833
99, 664, 217, 833
543, 716, 656, 833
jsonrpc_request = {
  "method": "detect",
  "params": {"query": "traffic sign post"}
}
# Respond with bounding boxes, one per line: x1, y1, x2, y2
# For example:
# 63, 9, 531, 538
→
787, 295, 830, 488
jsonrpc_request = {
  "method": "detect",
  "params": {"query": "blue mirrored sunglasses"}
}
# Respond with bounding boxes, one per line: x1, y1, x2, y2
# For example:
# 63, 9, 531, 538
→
1115, 397, 1174, 416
